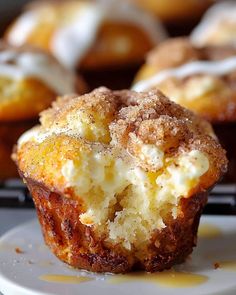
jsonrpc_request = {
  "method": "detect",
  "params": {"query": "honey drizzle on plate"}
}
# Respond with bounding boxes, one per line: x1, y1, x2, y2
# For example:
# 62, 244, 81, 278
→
109, 270, 208, 288
218, 261, 236, 271
198, 223, 221, 238
39, 274, 93, 284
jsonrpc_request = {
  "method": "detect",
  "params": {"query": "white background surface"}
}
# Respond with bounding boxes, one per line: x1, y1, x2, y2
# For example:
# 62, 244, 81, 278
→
0, 208, 36, 236
0, 214, 236, 295
0, 208, 36, 295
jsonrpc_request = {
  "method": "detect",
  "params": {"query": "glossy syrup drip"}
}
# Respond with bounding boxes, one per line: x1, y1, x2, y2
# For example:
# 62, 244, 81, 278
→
218, 261, 236, 271
198, 223, 221, 239
109, 270, 208, 288
39, 274, 93, 284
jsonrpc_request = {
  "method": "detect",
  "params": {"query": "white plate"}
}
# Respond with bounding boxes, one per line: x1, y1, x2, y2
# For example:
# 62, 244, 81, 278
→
0, 216, 236, 295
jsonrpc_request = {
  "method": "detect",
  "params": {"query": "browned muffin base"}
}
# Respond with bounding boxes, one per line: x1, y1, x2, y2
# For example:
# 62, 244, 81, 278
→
24, 176, 208, 273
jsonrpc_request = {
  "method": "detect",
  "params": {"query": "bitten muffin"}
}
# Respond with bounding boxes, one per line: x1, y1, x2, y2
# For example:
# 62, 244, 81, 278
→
191, 1, 236, 47
5, 0, 166, 71
0, 41, 84, 179
133, 38, 236, 123
14, 87, 227, 273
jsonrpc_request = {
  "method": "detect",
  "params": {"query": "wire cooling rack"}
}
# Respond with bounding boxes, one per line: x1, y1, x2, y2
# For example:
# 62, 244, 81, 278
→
0, 179, 236, 215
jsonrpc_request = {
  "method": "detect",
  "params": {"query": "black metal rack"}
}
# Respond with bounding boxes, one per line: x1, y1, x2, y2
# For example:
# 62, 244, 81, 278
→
0, 179, 236, 215
0, 179, 33, 208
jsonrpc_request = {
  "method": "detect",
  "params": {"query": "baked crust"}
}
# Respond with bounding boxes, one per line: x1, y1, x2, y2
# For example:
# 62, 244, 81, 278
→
134, 38, 236, 123
24, 175, 207, 273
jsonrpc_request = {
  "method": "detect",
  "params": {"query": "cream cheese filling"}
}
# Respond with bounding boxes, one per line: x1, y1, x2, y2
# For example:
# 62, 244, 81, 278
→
61, 147, 209, 249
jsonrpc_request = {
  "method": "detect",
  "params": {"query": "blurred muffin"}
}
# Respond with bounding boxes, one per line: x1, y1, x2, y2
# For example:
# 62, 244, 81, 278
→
5, 0, 166, 89
191, 1, 236, 47
5, 0, 166, 70
14, 87, 227, 273
133, 38, 236, 123
130, 0, 212, 35
0, 41, 83, 179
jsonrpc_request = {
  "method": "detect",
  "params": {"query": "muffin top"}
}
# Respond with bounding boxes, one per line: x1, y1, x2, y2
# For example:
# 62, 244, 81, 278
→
15, 88, 227, 250
0, 42, 77, 93
130, 0, 213, 23
133, 38, 236, 122
0, 42, 84, 121
5, 0, 166, 70
191, 1, 236, 46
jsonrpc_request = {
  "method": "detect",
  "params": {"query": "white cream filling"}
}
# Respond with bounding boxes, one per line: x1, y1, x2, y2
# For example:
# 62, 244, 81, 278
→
156, 150, 209, 200
132, 56, 236, 92
0, 50, 76, 94
61, 148, 209, 249
190, 1, 236, 46
140, 144, 164, 170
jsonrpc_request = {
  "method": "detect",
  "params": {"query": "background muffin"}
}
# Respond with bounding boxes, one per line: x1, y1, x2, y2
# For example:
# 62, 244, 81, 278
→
130, 0, 213, 35
133, 37, 236, 182
191, 1, 236, 47
5, 0, 166, 89
14, 88, 227, 273
0, 41, 83, 179
133, 38, 236, 123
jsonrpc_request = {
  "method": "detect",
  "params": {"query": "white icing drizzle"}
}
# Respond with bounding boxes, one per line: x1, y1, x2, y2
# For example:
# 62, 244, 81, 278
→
52, 0, 166, 69
190, 1, 236, 46
52, 4, 105, 69
132, 56, 236, 92
7, 11, 39, 46
0, 49, 76, 94
7, 0, 166, 69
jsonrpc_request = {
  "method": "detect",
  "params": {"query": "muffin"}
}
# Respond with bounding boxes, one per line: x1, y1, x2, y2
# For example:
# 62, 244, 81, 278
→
130, 0, 212, 35
191, 1, 236, 47
133, 38, 236, 182
0, 41, 84, 179
133, 38, 236, 123
14, 87, 227, 273
5, 0, 166, 89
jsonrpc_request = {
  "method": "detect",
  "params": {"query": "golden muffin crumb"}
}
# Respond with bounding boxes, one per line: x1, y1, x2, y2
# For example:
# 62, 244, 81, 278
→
15, 88, 227, 273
